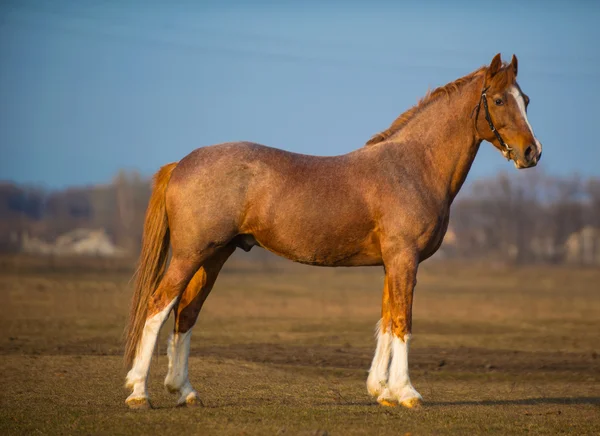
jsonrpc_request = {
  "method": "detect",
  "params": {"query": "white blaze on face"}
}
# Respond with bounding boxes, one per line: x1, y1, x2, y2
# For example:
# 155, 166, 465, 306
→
509, 86, 542, 155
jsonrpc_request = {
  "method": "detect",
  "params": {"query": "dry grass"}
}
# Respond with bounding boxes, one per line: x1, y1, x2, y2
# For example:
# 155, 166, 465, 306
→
0, 254, 599, 435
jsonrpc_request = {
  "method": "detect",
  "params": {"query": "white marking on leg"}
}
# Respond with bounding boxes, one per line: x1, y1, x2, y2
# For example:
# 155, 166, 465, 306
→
387, 334, 422, 404
367, 319, 392, 397
165, 329, 199, 404
165, 330, 191, 392
125, 298, 177, 402
510, 86, 542, 154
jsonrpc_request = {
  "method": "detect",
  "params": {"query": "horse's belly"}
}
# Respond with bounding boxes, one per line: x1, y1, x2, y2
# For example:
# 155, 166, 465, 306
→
251, 228, 383, 267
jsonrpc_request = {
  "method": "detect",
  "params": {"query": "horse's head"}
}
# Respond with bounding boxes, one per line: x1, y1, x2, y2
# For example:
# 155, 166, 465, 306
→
476, 53, 542, 169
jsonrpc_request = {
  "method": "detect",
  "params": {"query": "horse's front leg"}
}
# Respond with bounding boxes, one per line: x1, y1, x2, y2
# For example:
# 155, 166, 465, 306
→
366, 275, 393, 398
376, 251, 422, 408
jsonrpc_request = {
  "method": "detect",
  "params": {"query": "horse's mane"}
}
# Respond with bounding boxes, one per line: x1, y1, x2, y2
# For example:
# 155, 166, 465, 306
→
365, 65, 507, 147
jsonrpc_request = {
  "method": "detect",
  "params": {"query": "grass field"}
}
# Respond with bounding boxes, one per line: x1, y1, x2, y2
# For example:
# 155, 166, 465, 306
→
0, 254, 599, 435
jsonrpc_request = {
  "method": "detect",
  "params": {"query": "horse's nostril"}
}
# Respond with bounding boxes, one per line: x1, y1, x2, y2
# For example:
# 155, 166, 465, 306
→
525, 146, 533, 161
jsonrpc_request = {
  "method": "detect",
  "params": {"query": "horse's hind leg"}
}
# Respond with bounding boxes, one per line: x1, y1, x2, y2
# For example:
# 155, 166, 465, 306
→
125, 256, 201, 408
164, 244, 236, 406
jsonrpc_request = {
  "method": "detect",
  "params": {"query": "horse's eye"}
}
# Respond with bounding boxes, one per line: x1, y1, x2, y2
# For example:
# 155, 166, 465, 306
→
494, 99, 503, 106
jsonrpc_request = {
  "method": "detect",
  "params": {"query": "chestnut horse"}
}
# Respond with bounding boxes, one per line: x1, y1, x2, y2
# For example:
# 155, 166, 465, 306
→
124, 53, 542, 409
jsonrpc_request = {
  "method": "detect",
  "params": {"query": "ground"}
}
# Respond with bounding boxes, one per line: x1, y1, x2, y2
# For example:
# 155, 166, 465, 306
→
0, 254, 598, 435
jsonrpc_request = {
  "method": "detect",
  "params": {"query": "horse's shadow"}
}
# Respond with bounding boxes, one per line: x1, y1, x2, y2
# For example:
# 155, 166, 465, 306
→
420, 397, 600, 407
318, 397, 600, 408
150, 397, 600, 410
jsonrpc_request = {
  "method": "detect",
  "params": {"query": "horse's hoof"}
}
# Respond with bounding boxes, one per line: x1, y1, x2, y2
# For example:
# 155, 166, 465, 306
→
367, 379, 387, 398
186, 394, 204, 408
400, 397, 422, 409
177, 392, 203, 408
377, 398, 398, 407
367, 387, 380, 398
126, 397, 152, 410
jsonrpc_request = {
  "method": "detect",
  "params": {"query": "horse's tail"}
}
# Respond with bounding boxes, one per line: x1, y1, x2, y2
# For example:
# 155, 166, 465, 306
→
124, 162, 178, 368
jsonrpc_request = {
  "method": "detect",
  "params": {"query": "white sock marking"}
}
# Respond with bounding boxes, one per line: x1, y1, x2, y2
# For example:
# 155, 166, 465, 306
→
125, 298, 177, 400
367, 319, 392, 396
387, 334, 422, 402
165, 330, 194, 395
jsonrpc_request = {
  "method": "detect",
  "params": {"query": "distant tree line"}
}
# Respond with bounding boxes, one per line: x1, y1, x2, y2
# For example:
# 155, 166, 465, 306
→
1, 169, 599, 264
450, 171, 600, 264
0, 170, 150, 254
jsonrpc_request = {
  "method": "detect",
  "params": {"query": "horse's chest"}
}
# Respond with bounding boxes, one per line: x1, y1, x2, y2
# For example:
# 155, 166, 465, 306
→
419, 213, 450, 260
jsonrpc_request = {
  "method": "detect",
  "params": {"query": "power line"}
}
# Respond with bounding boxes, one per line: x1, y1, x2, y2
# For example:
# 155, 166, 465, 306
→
1, 5, 599, 80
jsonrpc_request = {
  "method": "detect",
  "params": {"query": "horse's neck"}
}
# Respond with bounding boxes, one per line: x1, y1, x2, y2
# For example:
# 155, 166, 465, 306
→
388, 78, 484, 203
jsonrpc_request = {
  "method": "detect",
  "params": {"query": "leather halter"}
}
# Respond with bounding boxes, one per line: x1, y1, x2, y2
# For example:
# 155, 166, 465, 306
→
473, 86, 513, 160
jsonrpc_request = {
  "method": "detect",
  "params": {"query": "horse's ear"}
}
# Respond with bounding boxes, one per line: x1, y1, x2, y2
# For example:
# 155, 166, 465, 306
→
510, 54, 518, 77
486, 53, 502, 81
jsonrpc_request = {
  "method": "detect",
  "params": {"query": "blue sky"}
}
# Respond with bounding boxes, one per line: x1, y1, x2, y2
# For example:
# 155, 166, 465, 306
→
1, 0, 599, 188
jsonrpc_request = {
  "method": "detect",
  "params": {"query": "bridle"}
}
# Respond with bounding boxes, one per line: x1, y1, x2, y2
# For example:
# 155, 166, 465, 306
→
472, 85, 513, 160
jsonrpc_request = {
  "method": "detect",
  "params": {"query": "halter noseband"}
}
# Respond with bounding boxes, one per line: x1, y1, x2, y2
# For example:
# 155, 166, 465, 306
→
474, 86, 513, 160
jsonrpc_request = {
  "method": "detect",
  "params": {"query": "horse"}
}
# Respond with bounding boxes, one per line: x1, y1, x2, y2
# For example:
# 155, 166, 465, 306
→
124, 53, 542, 409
